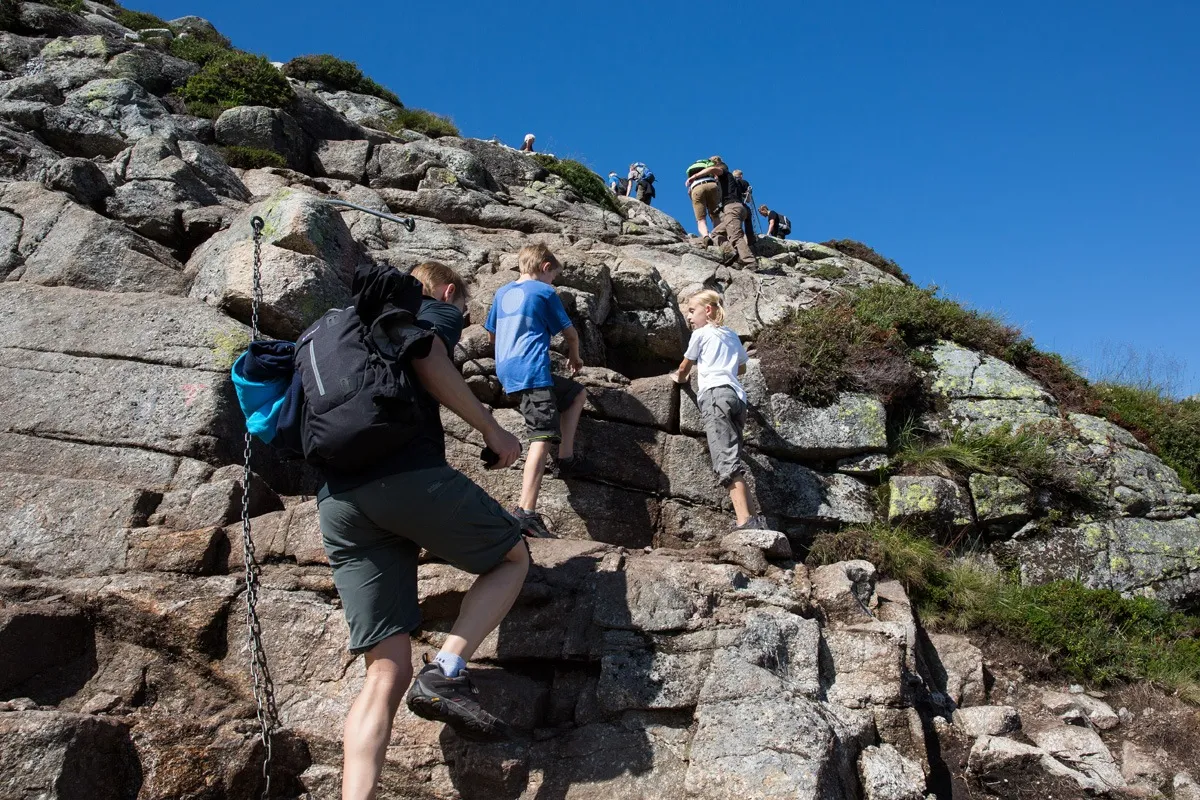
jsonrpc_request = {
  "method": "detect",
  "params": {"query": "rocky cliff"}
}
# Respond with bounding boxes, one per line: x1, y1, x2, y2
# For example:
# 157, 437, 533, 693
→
2, 4, 1199, 799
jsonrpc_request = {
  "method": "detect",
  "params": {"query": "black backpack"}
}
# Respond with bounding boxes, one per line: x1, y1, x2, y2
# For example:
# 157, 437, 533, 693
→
775, 213, 792, 236
639, 173, 656, 199
616, 176, 629, 195
291, 265, 434, 473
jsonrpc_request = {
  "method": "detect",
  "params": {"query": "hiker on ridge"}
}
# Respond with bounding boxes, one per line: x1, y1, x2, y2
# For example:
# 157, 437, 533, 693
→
759, 205, 792, 239
315, 261, 530, 799
520, 133, 536, 152
703, 160, 755, 267
685, 155, 724, 240
731, 169, 757, 251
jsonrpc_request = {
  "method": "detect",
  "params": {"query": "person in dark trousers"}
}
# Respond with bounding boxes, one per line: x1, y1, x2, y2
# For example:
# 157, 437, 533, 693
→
317, 261, 529, 800
731, 169, 756, 251
711, 167, 755, 267
759, 205, 791, 239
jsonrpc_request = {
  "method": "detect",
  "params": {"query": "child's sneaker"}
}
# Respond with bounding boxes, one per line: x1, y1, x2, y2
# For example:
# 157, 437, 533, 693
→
734, 515, 769, 531
405, 661, 514, 742
512, 507, 555, 538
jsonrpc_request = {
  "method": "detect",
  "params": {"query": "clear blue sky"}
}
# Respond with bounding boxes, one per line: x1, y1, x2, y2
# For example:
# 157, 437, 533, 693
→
141, 0, 1200, 396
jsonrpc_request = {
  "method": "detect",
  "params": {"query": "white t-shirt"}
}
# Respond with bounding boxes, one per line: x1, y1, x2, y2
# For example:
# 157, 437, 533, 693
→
684, 324, 748, 402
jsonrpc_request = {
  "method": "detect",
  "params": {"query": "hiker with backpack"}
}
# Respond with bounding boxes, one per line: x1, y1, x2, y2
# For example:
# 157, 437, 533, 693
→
636, 170, 656, 205
282, 261, 532, 797
685, 155, 724, 238
731, 169, 757, 251
669, 289, 767, 532
760, 205, 792, 238
485, 243, 588, 540
706, 161, 755, 267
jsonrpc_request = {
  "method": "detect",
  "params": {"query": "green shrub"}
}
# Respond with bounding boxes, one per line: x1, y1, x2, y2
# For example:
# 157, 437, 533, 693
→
755, 301, 919, 406
1097, 385, 1200, 492
532, 155, 620, 214
114, 7, 167, 30
220, 146, 286, 170
821, 239, 911, 283
169, 35, 232, 67
177, 52, 295, 118
808, 523, 942, 593
282, 54, 402, 106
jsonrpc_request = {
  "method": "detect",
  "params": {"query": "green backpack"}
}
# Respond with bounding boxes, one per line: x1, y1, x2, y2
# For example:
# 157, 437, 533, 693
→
686, 159, 715, 178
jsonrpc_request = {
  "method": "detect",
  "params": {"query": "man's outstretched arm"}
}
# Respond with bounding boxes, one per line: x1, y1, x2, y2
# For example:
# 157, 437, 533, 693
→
411, 337, 521, 468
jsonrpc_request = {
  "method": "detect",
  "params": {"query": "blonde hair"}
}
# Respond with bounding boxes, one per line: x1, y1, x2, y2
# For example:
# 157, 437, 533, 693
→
688, 289, 726, 325
517, 243, 559, 276
710, 155, 724, 165
411, 261, 467, 299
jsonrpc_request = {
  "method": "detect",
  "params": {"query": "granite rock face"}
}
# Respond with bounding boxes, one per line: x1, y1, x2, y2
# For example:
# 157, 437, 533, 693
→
1, 8, 1196, 798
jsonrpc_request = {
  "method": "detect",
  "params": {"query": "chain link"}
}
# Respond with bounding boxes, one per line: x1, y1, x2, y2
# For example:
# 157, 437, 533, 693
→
242, 215, 278, 799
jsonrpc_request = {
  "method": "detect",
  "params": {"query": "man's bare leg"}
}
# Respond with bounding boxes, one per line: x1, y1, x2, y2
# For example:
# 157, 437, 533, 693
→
342, 634, 413, 800
439, 540, 530, 660
518, 440, 551, 511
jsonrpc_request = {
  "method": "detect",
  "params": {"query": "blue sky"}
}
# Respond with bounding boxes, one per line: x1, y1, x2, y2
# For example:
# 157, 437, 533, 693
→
141, 0, 1200, 395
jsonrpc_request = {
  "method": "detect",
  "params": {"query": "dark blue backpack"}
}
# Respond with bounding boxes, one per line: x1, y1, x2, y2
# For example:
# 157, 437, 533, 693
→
233, 264, 435, 474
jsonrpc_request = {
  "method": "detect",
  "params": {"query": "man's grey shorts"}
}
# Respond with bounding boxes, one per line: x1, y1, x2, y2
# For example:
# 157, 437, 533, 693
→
698, 385, 747, 487
318, 465, 523, 655
510, 375, 585, 443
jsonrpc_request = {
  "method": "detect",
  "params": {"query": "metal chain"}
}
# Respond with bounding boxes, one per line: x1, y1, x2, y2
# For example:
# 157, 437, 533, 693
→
241, 215, 279, 799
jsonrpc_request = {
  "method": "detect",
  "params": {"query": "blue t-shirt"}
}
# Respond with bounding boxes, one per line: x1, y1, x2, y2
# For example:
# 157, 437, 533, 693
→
485, 279, 573, 393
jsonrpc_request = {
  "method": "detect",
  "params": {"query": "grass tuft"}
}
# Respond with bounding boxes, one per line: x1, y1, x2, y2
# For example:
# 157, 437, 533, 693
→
219, 146, 286, 170
114, 7, 167, 30
531, 155, 621, 214
820, 239, 911, 283
362, 108, 459, 139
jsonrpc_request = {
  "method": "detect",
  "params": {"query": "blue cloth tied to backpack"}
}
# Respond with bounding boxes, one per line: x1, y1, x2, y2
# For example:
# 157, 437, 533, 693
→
231, 340, 296, 443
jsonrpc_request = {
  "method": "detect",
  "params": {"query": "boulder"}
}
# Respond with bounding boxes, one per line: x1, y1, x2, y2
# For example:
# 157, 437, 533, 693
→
448, 136, 548, 188
1028, 724, 1125, 789
104, 178, 206, 246
823, 622, 910, 708
214, 105, 311, 172
812, 560, 878, 625
42, 78, 177, 156
1040, 689, 1120, 730
312, 137, 370, 183
285, 82, 367, 143
969, 473, 1032, 534
929, 340, 1053, 402
857, 743, 927, 800
888, 475, 973, 530
0, 121, 61, 181
954, 705, 1022, 737
104, 47, 197, 94
188, 188, 357, 338
168, 16, 230, 47
925, 633, 987, 707
1000, 516, 1200, 608
317, 88, 400, 126
0, 181, 186, 293
35, 34, 116, 91
0, 711, 140, 800
368, 140, 488, 190
46, 156, 112, 208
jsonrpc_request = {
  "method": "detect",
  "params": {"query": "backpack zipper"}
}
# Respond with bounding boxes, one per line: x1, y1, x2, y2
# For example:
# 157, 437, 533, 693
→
307, 342, 326, 396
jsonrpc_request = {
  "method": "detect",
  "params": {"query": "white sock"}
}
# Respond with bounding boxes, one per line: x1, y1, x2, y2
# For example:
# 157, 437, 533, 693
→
433, 651, 466, 678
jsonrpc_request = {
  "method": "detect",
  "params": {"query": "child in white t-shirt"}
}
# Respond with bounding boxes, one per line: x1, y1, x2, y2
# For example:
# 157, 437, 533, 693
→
670, 290, 767, 530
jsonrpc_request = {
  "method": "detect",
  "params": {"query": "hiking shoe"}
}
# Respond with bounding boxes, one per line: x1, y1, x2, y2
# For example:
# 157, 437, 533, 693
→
405, 663, 514, 742
512, 507, 555, 538
734, 515, 769, 531
699, 235, 713, 248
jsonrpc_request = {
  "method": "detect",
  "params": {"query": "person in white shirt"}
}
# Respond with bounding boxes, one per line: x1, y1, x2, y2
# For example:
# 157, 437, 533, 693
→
670, 290, 767, 530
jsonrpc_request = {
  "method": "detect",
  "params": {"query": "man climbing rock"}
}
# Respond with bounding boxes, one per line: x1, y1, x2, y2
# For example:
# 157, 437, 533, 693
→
315, 262, 530, 799
711, 164, 755, 267
760, 204, 792, 238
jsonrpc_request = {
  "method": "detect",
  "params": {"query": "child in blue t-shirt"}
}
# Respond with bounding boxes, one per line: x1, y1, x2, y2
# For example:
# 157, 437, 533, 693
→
485, 243, 587, 538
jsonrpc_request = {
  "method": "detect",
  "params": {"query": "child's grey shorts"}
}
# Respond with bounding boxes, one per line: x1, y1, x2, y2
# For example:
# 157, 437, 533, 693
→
698, 385, 747, 487
318, 464, 523, 654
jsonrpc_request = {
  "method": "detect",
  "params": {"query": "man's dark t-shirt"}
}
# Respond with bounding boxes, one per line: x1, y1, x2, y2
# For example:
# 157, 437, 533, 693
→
767, 210, 781, 233
324, 297, 465, 490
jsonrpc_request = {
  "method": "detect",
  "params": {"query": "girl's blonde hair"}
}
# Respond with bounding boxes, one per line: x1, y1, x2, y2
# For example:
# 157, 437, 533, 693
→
688, 289, 726, 325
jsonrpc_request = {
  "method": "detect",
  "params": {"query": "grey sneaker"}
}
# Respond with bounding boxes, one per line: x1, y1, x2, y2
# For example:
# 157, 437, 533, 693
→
734, 515, 769, 531
405, 662, 513, 742
512, 507, 555, 538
